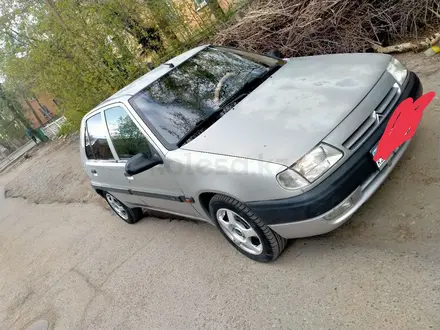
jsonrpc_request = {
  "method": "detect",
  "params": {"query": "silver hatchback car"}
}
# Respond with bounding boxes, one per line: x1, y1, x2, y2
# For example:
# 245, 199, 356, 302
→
80, 45, 422, 262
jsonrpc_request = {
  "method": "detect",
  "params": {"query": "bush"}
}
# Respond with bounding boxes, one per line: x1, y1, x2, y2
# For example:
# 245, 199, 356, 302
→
213, 0, 440, 57
57, 121, 76, 137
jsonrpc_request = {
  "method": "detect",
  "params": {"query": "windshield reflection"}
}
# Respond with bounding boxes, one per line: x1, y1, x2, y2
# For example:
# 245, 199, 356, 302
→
129, 47, 273, 146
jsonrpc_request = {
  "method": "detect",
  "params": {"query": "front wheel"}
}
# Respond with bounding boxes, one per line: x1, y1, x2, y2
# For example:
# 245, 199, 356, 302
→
105, 192, 143, 224
209, 194, 287, 262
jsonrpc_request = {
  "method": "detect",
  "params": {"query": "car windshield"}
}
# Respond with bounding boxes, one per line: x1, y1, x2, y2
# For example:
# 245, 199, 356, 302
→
129, 47, 281, 148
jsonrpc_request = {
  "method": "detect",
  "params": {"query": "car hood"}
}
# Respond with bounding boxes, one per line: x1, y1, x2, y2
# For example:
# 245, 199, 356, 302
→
182, 53, 391, 166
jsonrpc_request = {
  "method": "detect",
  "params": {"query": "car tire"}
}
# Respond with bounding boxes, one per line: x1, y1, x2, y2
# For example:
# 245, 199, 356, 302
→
104, 192, 143, 224
209, 194, 287, 262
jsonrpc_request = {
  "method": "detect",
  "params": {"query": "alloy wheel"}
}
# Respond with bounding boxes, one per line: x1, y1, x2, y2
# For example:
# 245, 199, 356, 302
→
106, 194, 129, 221
216, 208, 263, 255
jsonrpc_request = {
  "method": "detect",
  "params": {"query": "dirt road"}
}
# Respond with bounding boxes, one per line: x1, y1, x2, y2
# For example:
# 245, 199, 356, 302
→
1, 53, 440, 329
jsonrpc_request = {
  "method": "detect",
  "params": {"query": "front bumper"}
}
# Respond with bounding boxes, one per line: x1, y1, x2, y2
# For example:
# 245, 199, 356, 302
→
269, 139, 410, 238
247, 71, 423, 239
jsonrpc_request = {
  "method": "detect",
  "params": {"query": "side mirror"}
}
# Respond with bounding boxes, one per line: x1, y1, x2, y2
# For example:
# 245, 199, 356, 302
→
125, 153, 162, 176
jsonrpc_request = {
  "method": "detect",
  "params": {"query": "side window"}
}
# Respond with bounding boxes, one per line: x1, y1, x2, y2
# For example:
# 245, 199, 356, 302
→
85, 113, 114, 160
104, 106, 152, 160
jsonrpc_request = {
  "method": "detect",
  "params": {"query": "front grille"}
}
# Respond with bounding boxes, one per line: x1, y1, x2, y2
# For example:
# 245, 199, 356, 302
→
343, 83, 401, 150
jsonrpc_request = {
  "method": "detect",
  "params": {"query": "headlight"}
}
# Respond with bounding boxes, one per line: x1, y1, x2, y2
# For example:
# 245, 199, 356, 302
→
276, 144, 343, 190
386, 58, 407, 85
276, 168, 309, 190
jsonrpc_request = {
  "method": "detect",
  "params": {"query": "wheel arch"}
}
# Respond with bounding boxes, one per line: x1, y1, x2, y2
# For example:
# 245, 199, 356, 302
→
198, 191, 246, 219
94, 188, 105, 198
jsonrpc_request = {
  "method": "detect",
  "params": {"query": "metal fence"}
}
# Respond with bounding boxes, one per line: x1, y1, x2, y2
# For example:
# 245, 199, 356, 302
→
0, 140, 36, 173
41, 116, 66, 139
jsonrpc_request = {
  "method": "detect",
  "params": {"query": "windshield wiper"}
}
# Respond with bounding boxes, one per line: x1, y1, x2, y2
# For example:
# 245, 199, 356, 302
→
176, 65, 283, 147
258, 63, 283, 80
219, 64, 282, 108
176, 109, 224, 147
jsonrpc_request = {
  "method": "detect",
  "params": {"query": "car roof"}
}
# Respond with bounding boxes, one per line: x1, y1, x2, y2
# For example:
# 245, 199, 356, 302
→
90, 44, 210, 112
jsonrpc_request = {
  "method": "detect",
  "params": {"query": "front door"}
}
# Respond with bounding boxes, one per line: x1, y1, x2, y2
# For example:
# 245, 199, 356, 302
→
125, 162, 202, 218
84, 111, 138, 205
102, 105, 202, 218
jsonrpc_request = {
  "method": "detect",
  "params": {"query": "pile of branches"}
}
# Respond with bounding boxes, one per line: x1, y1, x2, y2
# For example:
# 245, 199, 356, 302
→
213, 0, 440, 57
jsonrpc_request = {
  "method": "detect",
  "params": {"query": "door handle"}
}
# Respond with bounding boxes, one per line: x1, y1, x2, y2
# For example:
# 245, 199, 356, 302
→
91, 169, 98, 176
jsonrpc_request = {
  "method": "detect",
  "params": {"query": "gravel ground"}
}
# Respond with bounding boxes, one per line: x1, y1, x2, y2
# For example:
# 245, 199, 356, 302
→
3, 136, 102, 205
1, 192, 438, 330
0, 52, 439, 330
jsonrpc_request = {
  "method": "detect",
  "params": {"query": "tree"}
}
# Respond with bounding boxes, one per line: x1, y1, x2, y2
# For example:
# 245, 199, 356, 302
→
96, 1, 165, 54
111, 115, 150, 157
0, 0, 238, 135
0, 84, 29, 127
143, 0, 180, 43
207, 1, 226, 22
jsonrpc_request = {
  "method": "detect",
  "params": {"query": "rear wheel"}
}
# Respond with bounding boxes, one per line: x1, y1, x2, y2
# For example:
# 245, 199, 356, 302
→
209, 194, 287, 262
105, 192, 143, 224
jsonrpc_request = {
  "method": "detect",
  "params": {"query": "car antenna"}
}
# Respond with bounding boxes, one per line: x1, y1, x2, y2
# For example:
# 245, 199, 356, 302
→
164, 63, 174, 68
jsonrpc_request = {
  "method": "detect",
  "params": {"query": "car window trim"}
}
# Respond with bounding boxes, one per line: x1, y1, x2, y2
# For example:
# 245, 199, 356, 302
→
103, 105, 139, 162
84, 121, 96, 160
83, 110, 116, 162
128, 46, 225, 151
128, 95, 179, 151
127, 48, 213, 151
100, 102, 162, 163
214, 45, 285, 67
98, 110, 120, 162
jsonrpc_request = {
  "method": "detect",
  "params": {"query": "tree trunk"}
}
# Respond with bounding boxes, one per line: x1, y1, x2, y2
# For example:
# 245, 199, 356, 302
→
373, 33, 440, 54
144, 0, 180, 43
43, 0, 68, 28
156, 18, 179, 42
207, 1, 225, 21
